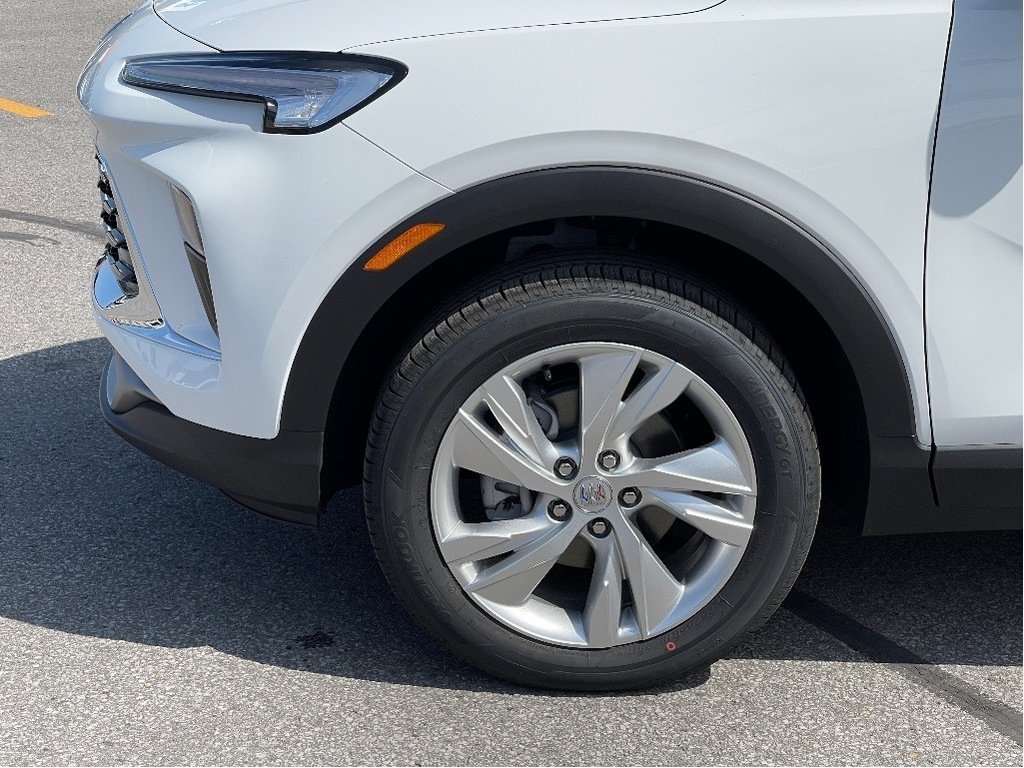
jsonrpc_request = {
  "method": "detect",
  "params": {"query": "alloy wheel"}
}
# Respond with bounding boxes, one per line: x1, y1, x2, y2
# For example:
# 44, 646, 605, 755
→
430, 342, 758, 648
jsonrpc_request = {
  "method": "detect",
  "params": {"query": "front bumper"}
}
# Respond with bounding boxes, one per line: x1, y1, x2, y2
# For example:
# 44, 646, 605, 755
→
100, 351, 325, 525
80, 4, 448, 440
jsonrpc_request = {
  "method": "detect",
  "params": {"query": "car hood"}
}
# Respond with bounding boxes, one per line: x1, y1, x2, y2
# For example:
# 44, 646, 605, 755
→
154, 0, 723, 52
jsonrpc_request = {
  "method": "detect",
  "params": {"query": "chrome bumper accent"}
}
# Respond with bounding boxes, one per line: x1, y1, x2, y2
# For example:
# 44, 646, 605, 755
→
93, 258, 161, 328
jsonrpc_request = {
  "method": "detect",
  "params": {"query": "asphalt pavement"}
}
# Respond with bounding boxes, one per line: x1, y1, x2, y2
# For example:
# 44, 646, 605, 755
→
0, 2, 1021, 764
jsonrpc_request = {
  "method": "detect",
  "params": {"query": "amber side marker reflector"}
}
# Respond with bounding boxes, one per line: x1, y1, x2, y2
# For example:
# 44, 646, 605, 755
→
363, 222, 445, 272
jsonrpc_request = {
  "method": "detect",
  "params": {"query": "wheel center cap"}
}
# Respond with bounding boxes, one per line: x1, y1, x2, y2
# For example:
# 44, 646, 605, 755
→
573, 475, 614, 513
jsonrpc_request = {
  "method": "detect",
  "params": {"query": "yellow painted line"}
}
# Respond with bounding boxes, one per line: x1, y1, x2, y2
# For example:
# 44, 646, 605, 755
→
0, 97, 52, 118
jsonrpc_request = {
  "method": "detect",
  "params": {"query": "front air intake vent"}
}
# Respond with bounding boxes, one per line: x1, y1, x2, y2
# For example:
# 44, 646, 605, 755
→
171, 186, 218, 335
97, 160, 138, 297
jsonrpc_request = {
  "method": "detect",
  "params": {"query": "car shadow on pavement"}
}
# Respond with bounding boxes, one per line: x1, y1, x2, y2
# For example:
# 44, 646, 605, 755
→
0, 339, 1020, 694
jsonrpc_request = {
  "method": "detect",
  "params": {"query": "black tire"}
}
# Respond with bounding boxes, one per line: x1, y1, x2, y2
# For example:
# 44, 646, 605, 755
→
364, 257, 820, 690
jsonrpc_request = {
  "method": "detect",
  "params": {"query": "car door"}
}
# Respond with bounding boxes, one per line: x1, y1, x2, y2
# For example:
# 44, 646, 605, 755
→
925, 0, 1023, 448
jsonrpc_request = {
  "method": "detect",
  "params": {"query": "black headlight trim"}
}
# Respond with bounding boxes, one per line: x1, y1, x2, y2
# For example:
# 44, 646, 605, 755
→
120, 51, 408, 134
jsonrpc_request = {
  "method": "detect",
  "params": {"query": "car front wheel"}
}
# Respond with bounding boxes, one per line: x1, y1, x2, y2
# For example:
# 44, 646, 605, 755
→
364, 258, 820, 690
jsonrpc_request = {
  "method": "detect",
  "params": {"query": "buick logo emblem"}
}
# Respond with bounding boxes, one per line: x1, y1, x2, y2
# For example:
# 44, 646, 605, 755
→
573, 476, 613, 513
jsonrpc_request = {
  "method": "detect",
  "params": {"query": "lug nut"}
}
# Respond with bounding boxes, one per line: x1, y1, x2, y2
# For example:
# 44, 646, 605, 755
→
598, 450, 620, 471
548, 499, 572, 522
619, 488, 641, 508
554, 457, 578, 479
588, 518, 611, 538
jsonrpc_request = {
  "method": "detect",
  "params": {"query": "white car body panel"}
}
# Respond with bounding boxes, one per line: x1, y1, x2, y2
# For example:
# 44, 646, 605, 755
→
924, 0, 1023, 447
153, 0, 725, 52
345, 0, 951, 445
79, 0, 1019, 455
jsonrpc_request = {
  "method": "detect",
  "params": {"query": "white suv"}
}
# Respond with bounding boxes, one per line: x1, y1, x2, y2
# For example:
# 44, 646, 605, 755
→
79, 0, 1021, 690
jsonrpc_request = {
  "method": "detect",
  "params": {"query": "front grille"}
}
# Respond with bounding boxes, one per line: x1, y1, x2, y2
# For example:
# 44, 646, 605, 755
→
97, 158, 139, 297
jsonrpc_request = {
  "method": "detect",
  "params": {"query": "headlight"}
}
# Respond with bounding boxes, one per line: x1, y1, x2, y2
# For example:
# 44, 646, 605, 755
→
120, 53, 406, 133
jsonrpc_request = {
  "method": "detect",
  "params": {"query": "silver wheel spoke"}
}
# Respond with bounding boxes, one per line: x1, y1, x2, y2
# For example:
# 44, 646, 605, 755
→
579, 350, 642, 460
466, 523, 580, 606
612, 517, 683, 638
646, 489, 754, 547
438, 515, 556, 566
606, 361, 692, 445
482, 374, 561, 468
582, 535, 624, 647
623, 436, 756, 497
450, 408, 565, 497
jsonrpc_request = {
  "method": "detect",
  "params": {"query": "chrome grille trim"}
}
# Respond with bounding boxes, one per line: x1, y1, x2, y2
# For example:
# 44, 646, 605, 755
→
106, 227, 127, 250
93, 154, 164, 330
97, 159, 138, 297
92, 153, 220, 358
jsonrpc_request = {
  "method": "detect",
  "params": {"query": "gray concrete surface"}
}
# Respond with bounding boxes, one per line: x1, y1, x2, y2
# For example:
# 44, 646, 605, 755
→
0, 2, 1021, 764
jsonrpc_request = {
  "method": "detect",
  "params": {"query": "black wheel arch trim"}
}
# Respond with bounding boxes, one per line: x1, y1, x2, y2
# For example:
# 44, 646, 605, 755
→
285, 165, 918, 440
278, 163, 1017, 534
